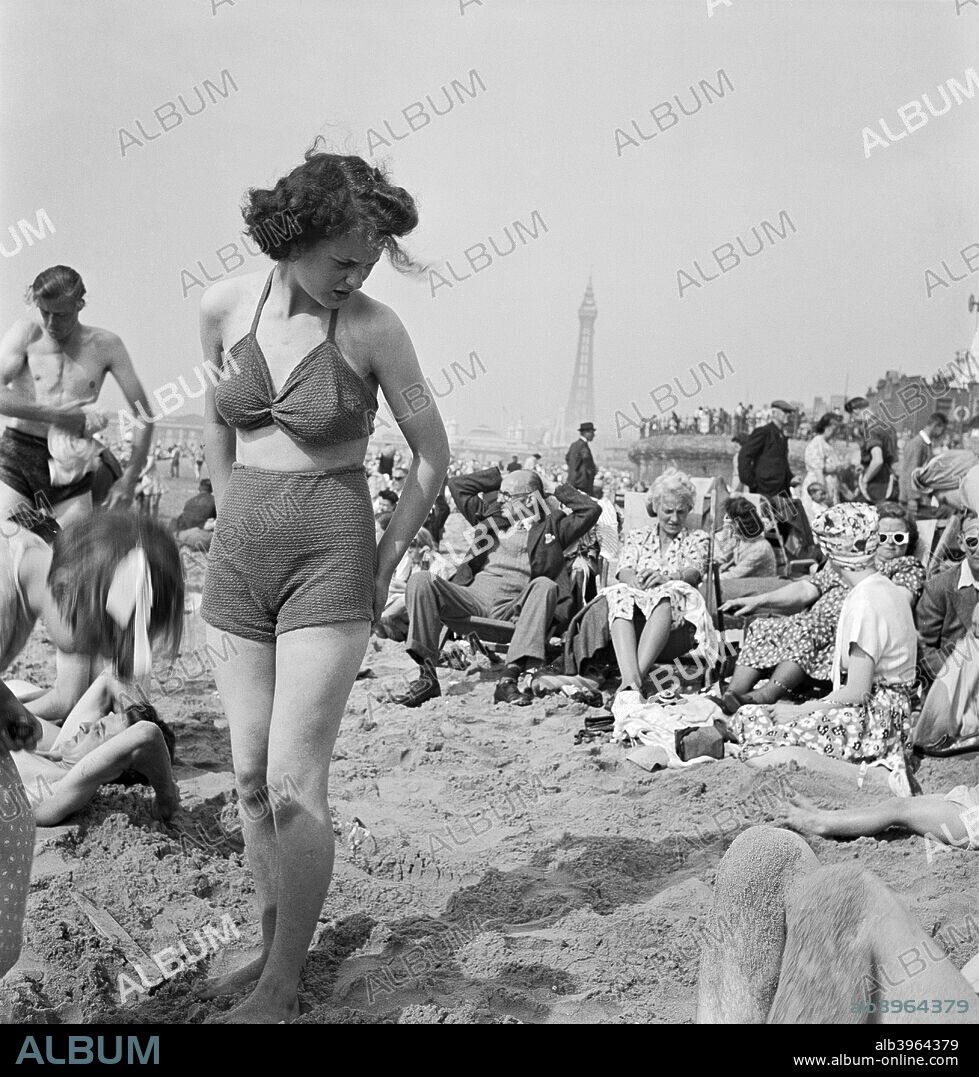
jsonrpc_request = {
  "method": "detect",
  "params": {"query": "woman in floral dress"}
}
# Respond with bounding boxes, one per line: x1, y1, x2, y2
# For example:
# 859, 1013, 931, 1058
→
603, 469, 718, 695
729, 503, 919, 793
802, 412, 844, 514
720, 503, 923, 708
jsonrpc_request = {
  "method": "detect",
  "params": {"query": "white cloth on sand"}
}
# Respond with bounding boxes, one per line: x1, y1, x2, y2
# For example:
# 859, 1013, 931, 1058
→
612, 691, 725, 769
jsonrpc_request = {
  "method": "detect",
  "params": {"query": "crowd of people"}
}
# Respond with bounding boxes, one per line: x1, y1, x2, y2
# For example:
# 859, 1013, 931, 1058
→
0, 147, 975, 1025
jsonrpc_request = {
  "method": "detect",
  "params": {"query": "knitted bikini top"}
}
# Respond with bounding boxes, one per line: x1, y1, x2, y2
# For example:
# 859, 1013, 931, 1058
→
214, 272, 377, 446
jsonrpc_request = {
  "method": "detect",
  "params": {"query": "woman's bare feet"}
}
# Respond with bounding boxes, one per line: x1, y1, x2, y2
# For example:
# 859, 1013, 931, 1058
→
151, 781, 181, 821
196, 948, 268, 999
780, 791, 827, 836
205, 984, 299, 1024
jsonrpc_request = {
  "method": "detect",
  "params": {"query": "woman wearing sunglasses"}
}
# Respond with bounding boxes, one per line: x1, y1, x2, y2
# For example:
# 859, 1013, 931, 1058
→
719, 503, 924, 709
730, 503, 920, 795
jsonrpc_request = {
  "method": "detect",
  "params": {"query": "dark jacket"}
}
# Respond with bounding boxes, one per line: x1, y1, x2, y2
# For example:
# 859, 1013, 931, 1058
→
916, 564, 978, 681
860, 428, 898, 503
566, 438, 597, 495
447, 467, 601, 626
738, 422, 792, 498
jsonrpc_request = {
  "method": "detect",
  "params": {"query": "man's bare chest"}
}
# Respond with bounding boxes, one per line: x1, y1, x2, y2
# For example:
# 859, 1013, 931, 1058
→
25, 347, 105, 402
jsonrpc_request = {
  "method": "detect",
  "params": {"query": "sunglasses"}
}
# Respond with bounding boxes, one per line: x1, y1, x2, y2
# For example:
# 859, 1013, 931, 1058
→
877, 531, 909, 545
499, 490, 535, 502
963, 535, 979, 551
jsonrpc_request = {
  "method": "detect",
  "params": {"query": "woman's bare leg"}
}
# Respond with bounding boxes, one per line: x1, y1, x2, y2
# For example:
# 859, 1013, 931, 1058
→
198, 630, 276, 1000
636, 599, 673, 680
742, 660, 806, 704
610, 618, 642, 691
784, 790, 977, 848
215, 620, 369, 1024
698, 826, 977, 1024
697, 826, 819, 1023
772, 863, 977, 1023
726, 664, 764, 696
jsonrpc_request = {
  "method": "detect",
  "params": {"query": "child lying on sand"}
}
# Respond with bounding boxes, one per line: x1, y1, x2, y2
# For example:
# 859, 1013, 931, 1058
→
10, 673, 180, 826
783, 785, 979, 850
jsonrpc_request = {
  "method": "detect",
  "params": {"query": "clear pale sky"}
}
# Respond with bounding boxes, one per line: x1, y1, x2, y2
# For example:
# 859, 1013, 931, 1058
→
1, 0, 977, 440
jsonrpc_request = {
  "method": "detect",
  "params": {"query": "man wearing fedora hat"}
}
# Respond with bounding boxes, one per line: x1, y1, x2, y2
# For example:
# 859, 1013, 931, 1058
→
737, 400, 795, 500
566, 421, 598, 496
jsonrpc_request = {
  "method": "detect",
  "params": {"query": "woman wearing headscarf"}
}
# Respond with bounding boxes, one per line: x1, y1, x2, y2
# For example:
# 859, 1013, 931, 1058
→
730, 503, 918, 793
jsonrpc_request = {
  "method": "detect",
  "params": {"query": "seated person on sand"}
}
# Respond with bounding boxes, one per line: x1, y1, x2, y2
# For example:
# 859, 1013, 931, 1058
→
392, 467, 600, 708
571, 469, 717, 698
728, 504, 919, 796
719, 502, 924, 711
374, 525, 451, 641
911, 515, 979, 756
715, 496, 777, 580
10, 672, 179, 826
172, 478, 216, 552
698, 826, 977, 1024
0, 512, 183, 977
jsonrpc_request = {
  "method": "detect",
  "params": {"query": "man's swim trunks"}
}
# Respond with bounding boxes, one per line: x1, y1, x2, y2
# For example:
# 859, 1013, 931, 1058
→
0, 427, 95, 507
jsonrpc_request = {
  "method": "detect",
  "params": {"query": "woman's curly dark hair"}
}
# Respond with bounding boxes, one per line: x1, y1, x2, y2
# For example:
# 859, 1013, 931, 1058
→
723, 495, 766, 539
242, 140, 419, 268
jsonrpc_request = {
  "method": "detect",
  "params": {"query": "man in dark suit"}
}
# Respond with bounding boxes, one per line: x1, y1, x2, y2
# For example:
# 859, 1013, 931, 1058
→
566, 421, 598, 494
914, 518, 979, 753
737, 400, 794, 498
394, 467, 601, 707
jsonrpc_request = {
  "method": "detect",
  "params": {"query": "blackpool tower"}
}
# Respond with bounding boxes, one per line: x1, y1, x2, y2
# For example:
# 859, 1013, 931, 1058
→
562, 279, 597, 442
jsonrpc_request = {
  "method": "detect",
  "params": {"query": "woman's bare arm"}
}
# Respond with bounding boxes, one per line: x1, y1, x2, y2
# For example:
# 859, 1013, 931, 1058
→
369, 306, 450, 614
199, 284, 237, 508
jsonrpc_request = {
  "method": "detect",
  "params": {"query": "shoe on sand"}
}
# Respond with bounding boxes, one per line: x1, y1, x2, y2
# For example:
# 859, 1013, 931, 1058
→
391, 665, 441, 707
493, 678, 533, 706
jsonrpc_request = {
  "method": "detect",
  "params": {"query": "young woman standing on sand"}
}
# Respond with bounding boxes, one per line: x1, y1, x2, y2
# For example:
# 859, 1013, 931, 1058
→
199, 147, 449, 1023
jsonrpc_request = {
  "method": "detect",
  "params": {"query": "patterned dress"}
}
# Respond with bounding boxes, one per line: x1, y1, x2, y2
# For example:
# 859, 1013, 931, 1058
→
738, 555, 924, 681
734, 573, 918, 790
602, 525, 718, 664
803, 435, 842, 504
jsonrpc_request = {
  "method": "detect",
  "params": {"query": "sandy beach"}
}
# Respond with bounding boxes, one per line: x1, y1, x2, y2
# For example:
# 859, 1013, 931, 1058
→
0, 478, 975, 1026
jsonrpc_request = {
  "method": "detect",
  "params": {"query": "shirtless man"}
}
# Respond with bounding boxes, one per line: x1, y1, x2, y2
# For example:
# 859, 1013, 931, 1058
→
0, 265, 154, 524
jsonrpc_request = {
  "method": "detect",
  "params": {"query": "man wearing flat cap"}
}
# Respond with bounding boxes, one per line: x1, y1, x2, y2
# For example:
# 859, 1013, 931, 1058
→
737, 400, 795, 500
566, 421, 598, 495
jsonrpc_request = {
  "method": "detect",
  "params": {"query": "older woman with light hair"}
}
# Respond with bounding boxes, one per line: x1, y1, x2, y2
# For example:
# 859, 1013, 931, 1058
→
601, 468, 718, 696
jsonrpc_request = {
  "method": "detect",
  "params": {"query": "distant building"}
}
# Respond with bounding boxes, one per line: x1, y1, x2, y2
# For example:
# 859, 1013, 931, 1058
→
866, 356, 979, 435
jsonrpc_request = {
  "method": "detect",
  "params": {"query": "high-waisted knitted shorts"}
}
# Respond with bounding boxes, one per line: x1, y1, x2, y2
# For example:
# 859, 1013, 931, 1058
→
201, 463, 376, 642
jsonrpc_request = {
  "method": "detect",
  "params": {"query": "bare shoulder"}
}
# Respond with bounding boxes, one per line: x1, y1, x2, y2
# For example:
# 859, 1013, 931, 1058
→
4, 317, 41, 347
346, 292, 409, 358
200, 273, 267, 326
